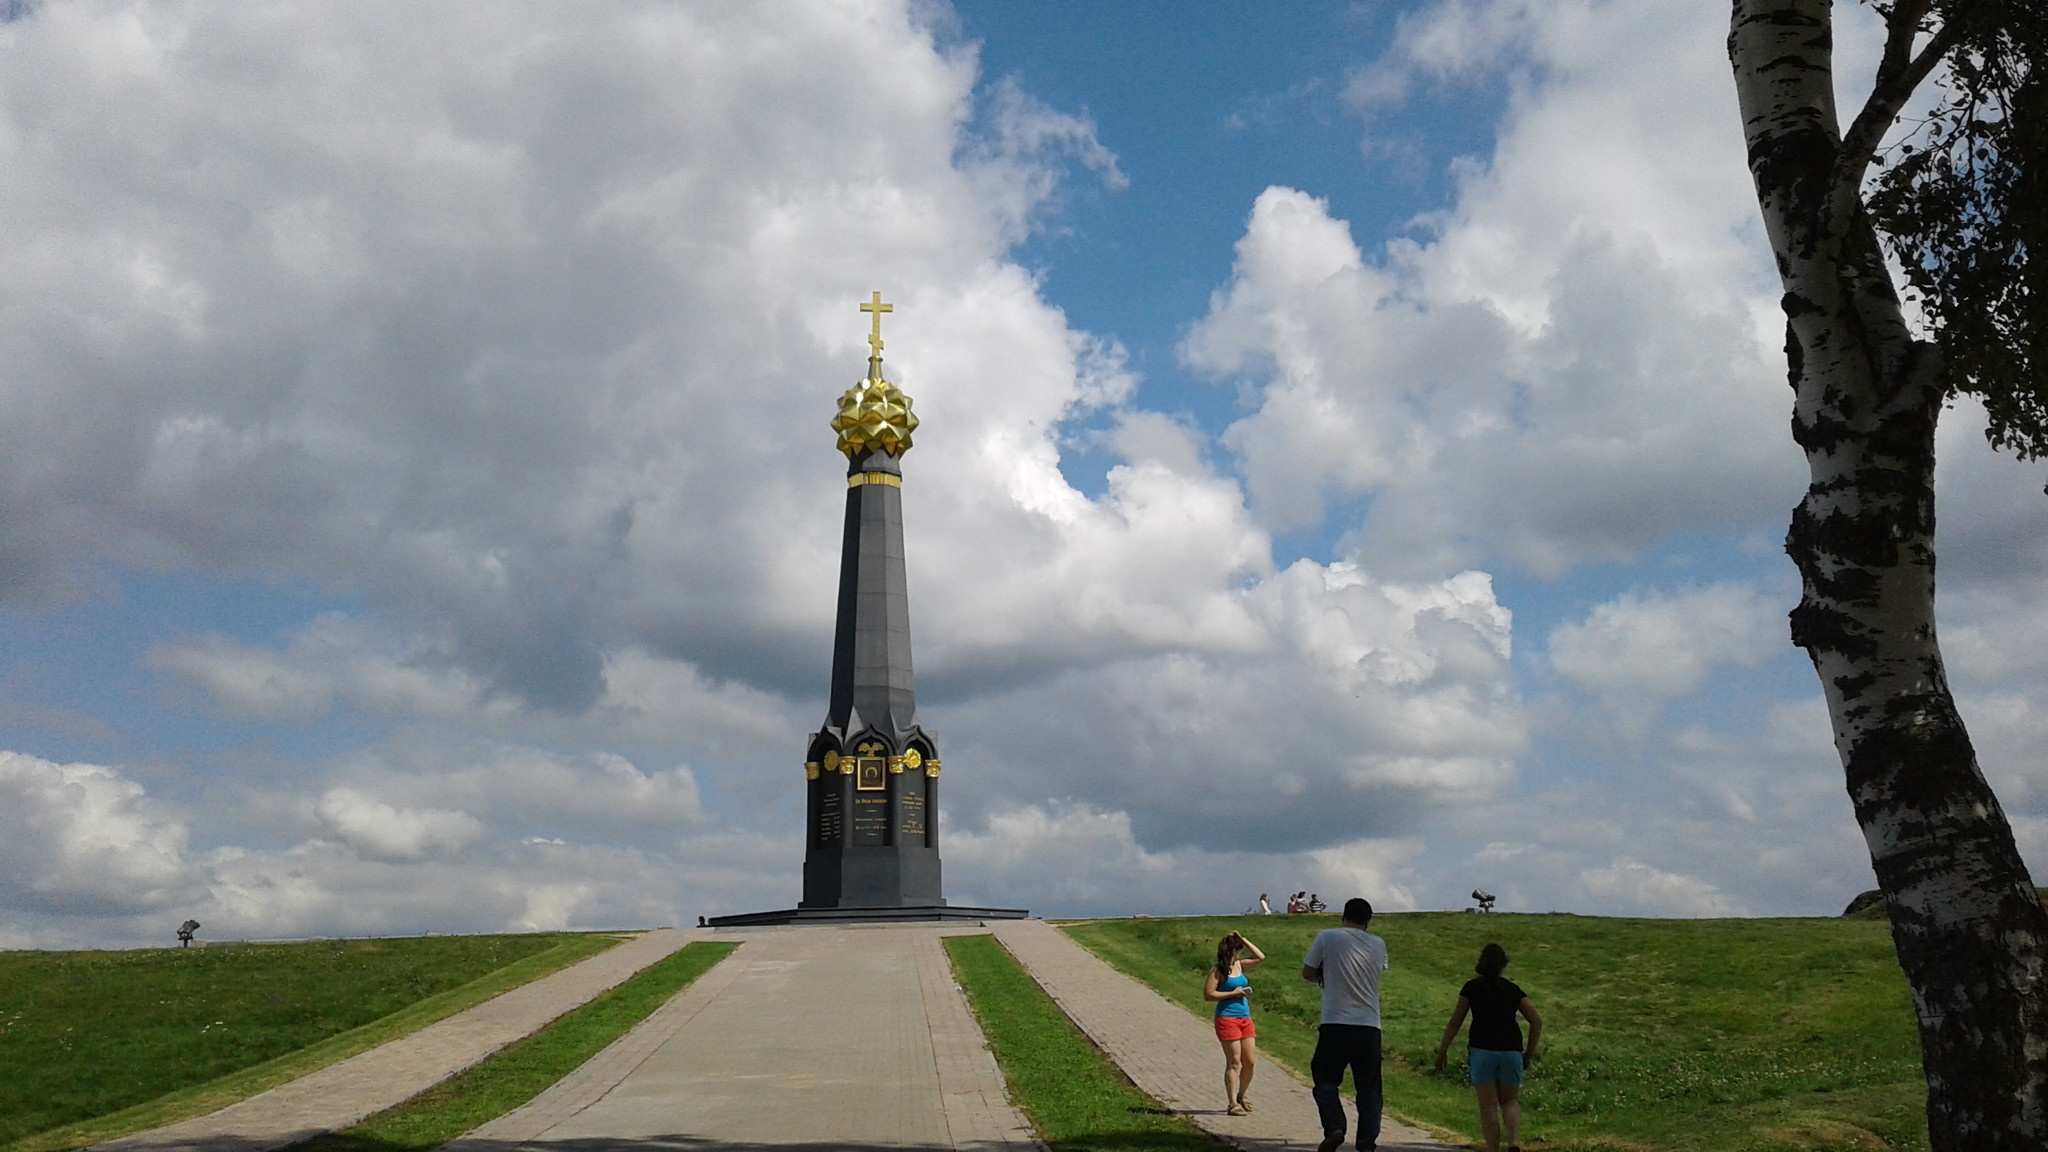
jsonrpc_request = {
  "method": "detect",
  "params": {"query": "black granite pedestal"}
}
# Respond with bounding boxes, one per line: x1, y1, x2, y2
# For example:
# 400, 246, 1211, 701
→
704, 903, 1028, 927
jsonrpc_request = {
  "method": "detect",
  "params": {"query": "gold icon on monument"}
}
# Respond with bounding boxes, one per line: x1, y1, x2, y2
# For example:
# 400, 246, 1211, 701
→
854, 740, 887, 791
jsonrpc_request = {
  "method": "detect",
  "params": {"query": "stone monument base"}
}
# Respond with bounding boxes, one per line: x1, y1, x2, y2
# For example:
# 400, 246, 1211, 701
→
705, 903, 1029, 928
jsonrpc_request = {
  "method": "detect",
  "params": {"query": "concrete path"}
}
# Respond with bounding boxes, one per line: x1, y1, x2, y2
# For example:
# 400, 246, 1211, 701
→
992, 920, 1456, 1152
92, 929, 705, 1152
454, 924, 1039, 1151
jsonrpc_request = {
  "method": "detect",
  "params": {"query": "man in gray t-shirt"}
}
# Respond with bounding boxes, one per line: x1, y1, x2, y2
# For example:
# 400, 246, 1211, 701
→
1302, 897, 1389, 1151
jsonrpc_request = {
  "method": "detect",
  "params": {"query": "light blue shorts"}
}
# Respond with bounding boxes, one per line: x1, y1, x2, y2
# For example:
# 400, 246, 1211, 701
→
1467, 1048, 1523, 1086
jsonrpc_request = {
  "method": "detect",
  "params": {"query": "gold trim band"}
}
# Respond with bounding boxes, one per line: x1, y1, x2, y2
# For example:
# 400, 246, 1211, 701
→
847, 472, 902, 488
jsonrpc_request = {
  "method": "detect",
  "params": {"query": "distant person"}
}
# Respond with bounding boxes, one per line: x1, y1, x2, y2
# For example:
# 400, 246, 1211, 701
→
1203, 930, 1266, 1115
1308, 893, 1326, 913
1433, 942, 1542, 1152
1258, 892, 1273, 915
1302, 897, 1388, 1152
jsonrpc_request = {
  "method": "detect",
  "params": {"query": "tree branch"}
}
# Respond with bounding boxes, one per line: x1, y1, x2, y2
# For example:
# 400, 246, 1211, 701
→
1826, 4, 1964, 236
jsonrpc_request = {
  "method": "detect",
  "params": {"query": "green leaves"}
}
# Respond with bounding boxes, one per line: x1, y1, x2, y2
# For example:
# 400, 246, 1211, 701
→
1865, 1, 2048, 460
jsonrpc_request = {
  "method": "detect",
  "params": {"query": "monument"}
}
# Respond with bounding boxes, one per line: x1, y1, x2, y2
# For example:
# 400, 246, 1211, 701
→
707, 294, 1026, 926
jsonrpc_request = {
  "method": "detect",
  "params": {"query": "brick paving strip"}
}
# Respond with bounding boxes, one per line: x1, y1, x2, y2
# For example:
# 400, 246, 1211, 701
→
88, 928, 706, 1152
455, 923, 1041, 1150
917, 927, 1051, 1150
991, 919, 1460, 1152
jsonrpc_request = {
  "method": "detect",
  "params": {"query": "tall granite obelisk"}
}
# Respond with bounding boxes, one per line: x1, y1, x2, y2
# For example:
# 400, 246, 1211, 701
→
709, 293, 1024, 926
801, 290, 943, 909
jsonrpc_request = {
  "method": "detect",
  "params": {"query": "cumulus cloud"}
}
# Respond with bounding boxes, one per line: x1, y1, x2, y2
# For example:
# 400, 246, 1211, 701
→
1184, 0, 1805, 580
315, 789, 485, 862
1576, 858, 1741, 919
319, 738, 715, 847
147, 616, 804, 768
943, 800, 1426, 917
0, 737, 795, 947
935, 562, 1522, 851
0, 0, 1063, 708
197, 827, 791, 939
147, 613, 502, 723
1548, 583, 1782, 714
0, 752, 195, 915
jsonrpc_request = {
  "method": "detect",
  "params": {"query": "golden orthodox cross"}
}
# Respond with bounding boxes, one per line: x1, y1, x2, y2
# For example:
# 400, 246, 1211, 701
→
860, 291, 892, 371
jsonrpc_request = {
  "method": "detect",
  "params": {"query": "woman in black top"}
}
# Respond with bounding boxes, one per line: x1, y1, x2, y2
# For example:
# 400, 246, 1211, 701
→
1433, 943, 1542, 1152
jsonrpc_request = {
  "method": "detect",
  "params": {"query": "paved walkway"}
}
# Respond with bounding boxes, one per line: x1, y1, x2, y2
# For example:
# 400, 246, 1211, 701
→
992, 920, 1453, 1152
93, 929, 704, 1152
452, 925, 1037, 1151
91, 920, 1460, 1152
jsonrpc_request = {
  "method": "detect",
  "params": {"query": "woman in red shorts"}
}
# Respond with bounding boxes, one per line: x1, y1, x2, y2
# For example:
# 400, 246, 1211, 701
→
1203, 930, 1266, 1115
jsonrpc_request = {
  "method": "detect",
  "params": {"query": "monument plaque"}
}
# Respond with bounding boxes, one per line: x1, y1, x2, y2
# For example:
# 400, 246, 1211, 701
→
815, 791, 842, 845
706, 293, 1026, 926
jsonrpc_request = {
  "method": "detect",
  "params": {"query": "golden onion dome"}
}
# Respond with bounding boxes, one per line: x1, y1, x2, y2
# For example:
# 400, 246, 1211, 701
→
832, 376, 918, 458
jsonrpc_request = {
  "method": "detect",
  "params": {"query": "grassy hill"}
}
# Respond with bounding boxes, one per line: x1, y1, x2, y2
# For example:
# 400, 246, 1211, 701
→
1064, 913, 1924, 1152
0, 932, 618, 1150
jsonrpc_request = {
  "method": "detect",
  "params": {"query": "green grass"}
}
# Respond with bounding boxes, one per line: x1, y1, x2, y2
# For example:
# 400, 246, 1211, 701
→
2, 932, 621, 1152
1064, 914, 1925, 1152
296, 940, 738, 1152
945, 934, 1224, 1151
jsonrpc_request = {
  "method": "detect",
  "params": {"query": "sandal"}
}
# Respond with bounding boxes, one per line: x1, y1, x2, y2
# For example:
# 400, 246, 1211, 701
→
1226, 1102, 1249, 1116
1236, 1095, 1253, 1112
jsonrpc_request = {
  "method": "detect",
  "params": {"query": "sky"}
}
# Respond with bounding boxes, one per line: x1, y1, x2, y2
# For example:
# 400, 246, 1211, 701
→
2, 0, 2045, 948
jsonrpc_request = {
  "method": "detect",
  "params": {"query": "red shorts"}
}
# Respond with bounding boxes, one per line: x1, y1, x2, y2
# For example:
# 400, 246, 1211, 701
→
1214, 1015, 1256, 1041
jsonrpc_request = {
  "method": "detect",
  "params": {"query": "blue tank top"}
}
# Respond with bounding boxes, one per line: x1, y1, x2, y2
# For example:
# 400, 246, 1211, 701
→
1215, 972, 1250, 1017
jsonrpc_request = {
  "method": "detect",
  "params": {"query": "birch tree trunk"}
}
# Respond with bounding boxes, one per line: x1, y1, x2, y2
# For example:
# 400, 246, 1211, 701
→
1729, 3, 2048, 1147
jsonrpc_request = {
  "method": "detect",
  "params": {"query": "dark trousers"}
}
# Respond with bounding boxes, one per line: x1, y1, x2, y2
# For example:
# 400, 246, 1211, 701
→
1311, 1023, 1382, 1148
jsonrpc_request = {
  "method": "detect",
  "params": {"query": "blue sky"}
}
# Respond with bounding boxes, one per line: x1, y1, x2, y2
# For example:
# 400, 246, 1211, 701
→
2, 0, 2044, 946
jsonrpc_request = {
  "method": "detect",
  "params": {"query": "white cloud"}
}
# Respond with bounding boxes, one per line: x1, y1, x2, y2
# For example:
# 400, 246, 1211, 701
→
935, 562, 1522, 852
315, 788, 485, 862
1185, 0, 1804, 580
195, 836, 729, 943
1548, 583, 1783, 712
0, 741, 793, 947
146, 613, 503, 723
0, 752, 195, 915
148, 618, 804, 766
942, 800, 1426, 918
1577, 858, 1742, 919
0, 0, 1091, 713
321, 739, 714, 846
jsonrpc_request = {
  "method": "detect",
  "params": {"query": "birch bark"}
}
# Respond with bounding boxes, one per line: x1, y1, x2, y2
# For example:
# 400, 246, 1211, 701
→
1729, 3, 2048, 1147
